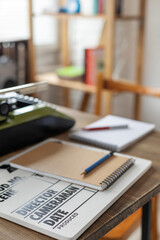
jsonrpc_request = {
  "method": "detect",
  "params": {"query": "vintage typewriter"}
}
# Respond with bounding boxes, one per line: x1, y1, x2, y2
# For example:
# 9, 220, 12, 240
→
0, 82, 75, 155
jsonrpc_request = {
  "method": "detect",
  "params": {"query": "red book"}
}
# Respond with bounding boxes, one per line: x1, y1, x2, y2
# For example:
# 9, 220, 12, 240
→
98, 0, 105, 14
84, 47, 104, 86
84, 49, 96, 85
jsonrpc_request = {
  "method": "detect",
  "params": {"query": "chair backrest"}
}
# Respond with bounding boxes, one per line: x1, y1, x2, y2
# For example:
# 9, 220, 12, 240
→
95, 75, 160, 117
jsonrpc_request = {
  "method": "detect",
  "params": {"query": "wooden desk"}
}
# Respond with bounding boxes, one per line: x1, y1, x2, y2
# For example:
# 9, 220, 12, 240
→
0, 106, 159, 240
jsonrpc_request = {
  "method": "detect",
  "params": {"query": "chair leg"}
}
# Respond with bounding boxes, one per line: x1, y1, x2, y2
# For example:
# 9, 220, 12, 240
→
79, 93, 90, 111
152, 195, 158, 240
142, 200, 152, 240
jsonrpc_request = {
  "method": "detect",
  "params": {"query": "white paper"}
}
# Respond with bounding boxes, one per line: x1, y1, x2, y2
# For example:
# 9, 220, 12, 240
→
70, 115, 155, 151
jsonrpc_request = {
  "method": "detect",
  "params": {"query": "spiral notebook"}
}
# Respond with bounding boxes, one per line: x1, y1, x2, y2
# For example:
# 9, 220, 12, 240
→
69, 115, 155, 151
10, 139, 135, 191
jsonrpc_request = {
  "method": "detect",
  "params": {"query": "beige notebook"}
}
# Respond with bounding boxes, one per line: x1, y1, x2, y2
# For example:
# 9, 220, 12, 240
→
10, 140, 135, 190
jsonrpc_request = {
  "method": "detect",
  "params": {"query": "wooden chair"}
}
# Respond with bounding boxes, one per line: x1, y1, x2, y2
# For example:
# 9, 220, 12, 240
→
95, 76, 159, 240
95, 76, 160, 116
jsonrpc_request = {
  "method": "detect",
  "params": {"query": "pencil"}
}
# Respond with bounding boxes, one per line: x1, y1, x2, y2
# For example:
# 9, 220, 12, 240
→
81, 151, 114, 175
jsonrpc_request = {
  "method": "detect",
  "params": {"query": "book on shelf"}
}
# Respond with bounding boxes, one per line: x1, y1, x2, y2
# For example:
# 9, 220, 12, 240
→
98, 0, 123, 15
80, 0, 106, 15
80, 0, 123, 15
0, 138, 152, 240
43, 0, 123, 16
84, 47, 104, 85
93, 0, 98, 15
98, 0, 106, 14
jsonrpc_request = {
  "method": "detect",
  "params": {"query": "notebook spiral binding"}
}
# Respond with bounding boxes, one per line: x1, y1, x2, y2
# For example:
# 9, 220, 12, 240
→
101, 158, 135, 189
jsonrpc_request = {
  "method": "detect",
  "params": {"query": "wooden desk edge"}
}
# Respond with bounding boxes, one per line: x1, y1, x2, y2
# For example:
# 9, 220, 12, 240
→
81, 185, 160, 240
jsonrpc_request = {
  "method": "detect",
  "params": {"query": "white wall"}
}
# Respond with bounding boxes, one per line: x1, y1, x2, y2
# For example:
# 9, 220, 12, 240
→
140, 0, 160, 129
0, 0, 29, 41
0, 0, 58, 45
32, 0, 59, 46
112, 0, 160, 130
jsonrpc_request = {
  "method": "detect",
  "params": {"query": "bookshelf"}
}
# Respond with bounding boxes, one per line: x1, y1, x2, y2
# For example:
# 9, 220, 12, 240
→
33, 12, 142, 21
28, 0, 146, 117
34, 12, 143, 21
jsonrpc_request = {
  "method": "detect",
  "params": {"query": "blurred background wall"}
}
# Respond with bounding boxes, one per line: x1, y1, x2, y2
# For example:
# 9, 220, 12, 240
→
0, 0, 160, 129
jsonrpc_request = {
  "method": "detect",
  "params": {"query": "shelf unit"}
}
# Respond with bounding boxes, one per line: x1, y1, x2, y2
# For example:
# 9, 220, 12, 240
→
33, 12, 142, 21
36, 72, 96, 94
28, 0, 146, 117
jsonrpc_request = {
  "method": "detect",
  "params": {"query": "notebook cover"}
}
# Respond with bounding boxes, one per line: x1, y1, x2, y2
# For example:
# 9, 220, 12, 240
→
10, 140, 129, 190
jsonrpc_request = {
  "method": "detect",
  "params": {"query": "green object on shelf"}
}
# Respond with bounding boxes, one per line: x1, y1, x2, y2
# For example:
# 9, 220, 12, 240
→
56, 65, 84, 79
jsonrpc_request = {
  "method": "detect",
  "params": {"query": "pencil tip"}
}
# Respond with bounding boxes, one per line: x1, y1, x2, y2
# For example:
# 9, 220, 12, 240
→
81, 171, 86, 175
